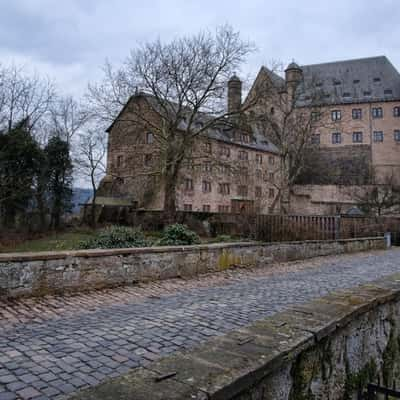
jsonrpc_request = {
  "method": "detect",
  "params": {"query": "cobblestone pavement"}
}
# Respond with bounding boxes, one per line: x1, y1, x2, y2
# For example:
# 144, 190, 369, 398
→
0, 248, 399, 399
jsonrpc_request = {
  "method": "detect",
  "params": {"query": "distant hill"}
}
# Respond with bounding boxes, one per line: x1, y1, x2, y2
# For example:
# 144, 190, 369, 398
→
71, 188, 92, 213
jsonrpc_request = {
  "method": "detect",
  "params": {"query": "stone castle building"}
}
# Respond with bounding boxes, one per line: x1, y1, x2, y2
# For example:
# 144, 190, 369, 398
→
99, 55, 400, 215
247, 55, 400, 214
99, 77, 281, 214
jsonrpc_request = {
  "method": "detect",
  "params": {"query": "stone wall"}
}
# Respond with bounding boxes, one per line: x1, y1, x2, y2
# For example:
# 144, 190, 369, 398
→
0, 237, 385, 299
70, 272, 400, 400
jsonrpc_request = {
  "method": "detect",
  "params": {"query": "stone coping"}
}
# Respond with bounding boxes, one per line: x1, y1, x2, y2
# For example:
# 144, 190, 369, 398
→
70, 272, 400, 400
0, 237, 384, 262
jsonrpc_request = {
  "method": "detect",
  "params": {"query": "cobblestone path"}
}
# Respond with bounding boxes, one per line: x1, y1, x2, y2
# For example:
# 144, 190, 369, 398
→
0, 248, 399, 399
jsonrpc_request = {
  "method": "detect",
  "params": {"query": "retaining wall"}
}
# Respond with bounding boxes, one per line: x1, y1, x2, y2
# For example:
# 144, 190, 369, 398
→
70, 272, 400, 400
0, 237, 385, 299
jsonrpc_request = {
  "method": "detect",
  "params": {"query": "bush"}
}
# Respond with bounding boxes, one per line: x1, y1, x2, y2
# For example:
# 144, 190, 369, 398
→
156, 224, 200, 246
78, 226, 149, 249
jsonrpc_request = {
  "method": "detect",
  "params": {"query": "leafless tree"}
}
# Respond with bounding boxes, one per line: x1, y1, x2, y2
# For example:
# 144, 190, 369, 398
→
351, 172, 400, 216
248, 62, 327, 213
48, 96, 89, 145
0, 63, 55, 137
87, 25, 256, 218
75, 128, 107, 228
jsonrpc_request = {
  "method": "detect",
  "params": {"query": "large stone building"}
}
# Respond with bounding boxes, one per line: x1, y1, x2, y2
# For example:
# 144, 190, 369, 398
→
248, 56, 400, 214
99, 78, 281, 214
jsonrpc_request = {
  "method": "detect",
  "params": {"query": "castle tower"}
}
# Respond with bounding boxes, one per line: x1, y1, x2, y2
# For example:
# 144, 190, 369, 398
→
228, 75, 242, 114
285, 62, 303, 98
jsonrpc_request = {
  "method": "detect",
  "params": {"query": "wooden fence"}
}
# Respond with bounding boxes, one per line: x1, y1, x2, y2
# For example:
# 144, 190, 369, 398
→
255, 214, 400, 243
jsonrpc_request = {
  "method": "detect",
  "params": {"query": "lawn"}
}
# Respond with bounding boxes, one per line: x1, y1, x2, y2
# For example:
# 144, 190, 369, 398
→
0, 231, 97, 253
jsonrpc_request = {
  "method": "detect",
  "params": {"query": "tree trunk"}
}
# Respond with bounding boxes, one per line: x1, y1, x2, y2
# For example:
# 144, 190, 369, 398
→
163, 172, 178, 224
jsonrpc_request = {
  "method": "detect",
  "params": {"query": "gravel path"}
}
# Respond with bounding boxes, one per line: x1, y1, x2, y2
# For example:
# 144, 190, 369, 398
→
0, 248, 399, 400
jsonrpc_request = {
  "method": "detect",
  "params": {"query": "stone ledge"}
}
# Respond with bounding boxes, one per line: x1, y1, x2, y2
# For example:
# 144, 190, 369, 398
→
69, 273, 400, 400
0, 237, 384, 262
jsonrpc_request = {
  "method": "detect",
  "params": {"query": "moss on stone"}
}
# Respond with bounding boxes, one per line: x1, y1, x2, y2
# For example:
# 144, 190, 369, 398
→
344, 358, 377, 400
382, 329, 400, 387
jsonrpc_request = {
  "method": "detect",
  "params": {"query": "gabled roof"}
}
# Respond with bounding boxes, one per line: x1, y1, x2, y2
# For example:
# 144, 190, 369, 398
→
298, 56, 400, 106
106, 92, 280, 154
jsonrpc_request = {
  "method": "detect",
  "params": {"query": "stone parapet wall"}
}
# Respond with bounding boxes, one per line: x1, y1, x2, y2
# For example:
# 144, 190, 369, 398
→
0, 237, 385, 299
70, 272, 400, 400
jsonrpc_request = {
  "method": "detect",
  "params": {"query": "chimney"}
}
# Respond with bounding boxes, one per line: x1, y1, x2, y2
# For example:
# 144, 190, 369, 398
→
228, 75, 242, 114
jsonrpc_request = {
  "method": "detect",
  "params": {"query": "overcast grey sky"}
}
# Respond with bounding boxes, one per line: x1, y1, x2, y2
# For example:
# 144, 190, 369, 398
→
1, 0, 399, 96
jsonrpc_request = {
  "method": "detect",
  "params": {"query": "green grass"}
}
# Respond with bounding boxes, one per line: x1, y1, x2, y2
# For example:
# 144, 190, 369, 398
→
0, 231, 97, 253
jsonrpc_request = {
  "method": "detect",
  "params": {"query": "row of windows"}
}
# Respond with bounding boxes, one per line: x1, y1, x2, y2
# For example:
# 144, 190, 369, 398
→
184, 179, 275, 198
324, 106, 400, 122
311, 130, 400, 145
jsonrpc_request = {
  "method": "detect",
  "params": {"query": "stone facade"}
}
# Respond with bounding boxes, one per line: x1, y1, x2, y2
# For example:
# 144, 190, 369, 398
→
0, 237, 385, 299
70, 272, 400, 400
248, 56, 400, 214
99, 79, 281, 214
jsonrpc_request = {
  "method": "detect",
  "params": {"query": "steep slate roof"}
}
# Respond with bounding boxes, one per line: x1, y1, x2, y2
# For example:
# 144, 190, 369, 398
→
107, 92, 280, 155
298, 56, 400, 106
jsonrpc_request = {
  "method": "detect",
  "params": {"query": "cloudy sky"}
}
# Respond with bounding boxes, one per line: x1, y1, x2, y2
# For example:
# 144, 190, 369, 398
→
1, 0, 399, 97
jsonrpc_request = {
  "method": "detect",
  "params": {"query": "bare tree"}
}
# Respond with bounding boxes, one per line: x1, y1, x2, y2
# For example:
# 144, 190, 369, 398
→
351, 172, 400, 216
87, 25, 256, 218
48, 96, 88, 145
76, 129, 106, 228
0, 63, 55, 137
247, 62, 327, 213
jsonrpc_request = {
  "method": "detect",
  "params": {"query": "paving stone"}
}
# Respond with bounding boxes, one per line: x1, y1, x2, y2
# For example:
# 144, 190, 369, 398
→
16, 387, 41, 400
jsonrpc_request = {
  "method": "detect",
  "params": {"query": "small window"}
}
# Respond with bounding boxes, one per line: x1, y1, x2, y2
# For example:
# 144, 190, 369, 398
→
373, 131, 384, 142
269, 172, 274, 182
353, 79, 360, 84
373, 77, 381, 82
352, 108, 362, 119
311, 112, 321, 122
183, 204, 192, 211
256, 154, 262, 164
384, 89, 393, 95
184, 178, 193, 191
218, 205, 230, 213
255, 187, 262, 198
238, 150, 248, 161
146, 132, 154, 144
256, 169, 262, 180
204, 142, 212, 154
332, 132, 341, 144
311, 134, 320, 145
220, 146, 231, 157
240, 133, 250, 143
202, 205, 211, 212
394, 107, 400, 117
372, 107, 383, 119
268, 155, 275, 165
268, 188, 275, 199
352, 132, 363, 143
237, 185, 248, 197
117, 155, 124, 168
202, 162, 212, 173
202, 181, 212, 193
144, 154, 152, 166
394, 130, 400, 142
325, 94, 331, 99
342, 92, 351, 98
363, 90, 371, 96
331, 110, 341, 121
218, 183, 230, 195
333, 80, 341, 86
